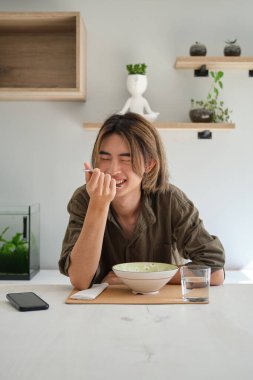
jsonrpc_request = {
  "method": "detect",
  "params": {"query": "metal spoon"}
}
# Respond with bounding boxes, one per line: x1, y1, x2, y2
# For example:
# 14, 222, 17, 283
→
82, 169, 93, 173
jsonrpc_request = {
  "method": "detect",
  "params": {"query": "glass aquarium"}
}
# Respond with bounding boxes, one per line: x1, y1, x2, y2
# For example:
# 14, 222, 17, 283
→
0, 204, 40, 280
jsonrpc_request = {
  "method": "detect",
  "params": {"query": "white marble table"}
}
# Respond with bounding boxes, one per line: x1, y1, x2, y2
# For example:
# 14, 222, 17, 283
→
1, 269, 253, 285
0, 271, 253, 380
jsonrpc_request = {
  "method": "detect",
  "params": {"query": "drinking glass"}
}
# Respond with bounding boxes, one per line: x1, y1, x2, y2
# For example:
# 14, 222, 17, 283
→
180, 265, 211, 302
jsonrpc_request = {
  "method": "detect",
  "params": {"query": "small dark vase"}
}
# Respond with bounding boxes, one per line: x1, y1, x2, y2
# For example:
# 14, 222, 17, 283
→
224, 44, 241, 56
189, 108, 213, 123
189, 42, 207, 56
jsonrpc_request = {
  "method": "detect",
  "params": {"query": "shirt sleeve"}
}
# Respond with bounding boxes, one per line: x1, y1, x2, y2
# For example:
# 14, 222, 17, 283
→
58, 186, 89, 276
170, 187, 225, 271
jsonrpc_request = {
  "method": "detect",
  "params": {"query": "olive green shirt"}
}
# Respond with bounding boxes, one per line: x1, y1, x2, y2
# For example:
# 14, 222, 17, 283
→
59, 184, 225, 283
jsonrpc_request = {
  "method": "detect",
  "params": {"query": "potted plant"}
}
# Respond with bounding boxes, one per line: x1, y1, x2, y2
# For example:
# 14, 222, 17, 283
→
126, 63, 147, 75
190, 70, 232, 123
189, 42, 207, 56
224, 39, 241, 56
118, 63, 159, 122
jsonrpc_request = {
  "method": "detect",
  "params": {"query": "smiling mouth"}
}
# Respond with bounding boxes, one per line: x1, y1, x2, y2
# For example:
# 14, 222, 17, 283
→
115, 179, 126, 188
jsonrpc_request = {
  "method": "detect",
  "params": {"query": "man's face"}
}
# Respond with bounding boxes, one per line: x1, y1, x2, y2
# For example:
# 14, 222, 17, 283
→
98, 133, 144, 199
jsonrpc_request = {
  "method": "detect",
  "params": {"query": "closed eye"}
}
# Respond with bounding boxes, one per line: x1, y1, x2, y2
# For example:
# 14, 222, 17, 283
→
99, 151, 111, 160
120, 158, 131, 162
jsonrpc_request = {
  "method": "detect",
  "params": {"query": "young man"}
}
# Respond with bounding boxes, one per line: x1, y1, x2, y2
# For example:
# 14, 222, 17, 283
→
59, 113, 225, 290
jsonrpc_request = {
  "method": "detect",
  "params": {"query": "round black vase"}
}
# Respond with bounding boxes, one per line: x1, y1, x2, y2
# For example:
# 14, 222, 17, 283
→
190, 43, 207, 56
224, 45, 241, 56
189, 108, 213, 123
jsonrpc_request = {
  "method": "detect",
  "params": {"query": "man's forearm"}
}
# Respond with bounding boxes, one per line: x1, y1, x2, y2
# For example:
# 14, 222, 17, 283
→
68, 203, 109, 290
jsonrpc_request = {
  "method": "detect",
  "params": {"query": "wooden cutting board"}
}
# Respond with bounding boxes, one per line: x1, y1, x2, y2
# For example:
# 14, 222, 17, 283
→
65, 285, 208, 304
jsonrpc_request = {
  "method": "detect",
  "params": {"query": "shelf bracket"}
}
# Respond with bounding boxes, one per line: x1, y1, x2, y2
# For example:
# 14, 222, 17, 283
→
194, 65, 209, 77
249, 70, 253, 77
198, 130, 212, 139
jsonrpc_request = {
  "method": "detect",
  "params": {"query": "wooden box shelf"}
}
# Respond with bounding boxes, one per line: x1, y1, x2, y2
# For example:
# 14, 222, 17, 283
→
0, 12, 86, 100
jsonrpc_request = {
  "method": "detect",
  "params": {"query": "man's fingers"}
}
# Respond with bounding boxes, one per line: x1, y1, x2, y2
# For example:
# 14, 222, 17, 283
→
109, 178, 116, 191
109, 178, 116, 198
87, 168, 100, 186
97, 171, 105, 194
86, 170, 116, 202
83, 163, 93, 182
104, 174, 113, 192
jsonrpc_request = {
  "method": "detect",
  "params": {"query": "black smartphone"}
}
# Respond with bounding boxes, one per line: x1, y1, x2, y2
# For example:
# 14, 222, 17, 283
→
6, 292, 49, 312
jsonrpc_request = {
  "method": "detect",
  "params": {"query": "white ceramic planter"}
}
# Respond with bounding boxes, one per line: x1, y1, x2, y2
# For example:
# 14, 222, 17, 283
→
119, 74, 159, 122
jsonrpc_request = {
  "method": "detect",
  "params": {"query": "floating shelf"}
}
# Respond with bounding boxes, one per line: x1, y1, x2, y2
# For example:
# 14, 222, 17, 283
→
175, 56, 253, 70
0, 12, 86, 100
84, 122, 235, 130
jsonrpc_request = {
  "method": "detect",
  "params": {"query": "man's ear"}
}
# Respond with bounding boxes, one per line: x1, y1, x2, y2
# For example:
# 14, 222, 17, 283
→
145, 159, 156, 173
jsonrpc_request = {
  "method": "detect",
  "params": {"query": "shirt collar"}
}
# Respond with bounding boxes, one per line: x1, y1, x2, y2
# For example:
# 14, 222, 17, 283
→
107, 192, 156, 232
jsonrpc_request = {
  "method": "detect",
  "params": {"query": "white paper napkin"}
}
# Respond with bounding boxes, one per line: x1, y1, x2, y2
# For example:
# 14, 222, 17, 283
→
70, 283, 108, 300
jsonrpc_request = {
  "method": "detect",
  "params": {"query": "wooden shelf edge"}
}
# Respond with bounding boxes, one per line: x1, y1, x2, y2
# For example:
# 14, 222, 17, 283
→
175, 56, 253, 70
154, 122, 235, 130
83, 122, 235, 130
0, 89, 85, 101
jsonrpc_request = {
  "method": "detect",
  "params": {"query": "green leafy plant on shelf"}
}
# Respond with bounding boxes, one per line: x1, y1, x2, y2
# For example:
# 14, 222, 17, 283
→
190, 71, 232, 123
0, 227, 28, 273
126, 63, 147, 75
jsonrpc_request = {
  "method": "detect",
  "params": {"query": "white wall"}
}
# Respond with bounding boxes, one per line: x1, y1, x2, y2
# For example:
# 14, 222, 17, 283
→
0, 0, 252, 270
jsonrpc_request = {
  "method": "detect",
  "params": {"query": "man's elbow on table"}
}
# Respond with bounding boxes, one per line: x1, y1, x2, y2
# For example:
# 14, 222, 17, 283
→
68, 269, 92, 291
170, 267, 224, 286
210, 268, 224, 286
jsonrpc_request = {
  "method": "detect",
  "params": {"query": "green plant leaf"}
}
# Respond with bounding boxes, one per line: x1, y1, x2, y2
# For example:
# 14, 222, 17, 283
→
0, 226, 9, 238
126, 63, 147, 75
1, 242, 16, 254
189, 69, 232, 123
11, 233, 25, 246
0, 227, 29, 259
225, 39, 237, 45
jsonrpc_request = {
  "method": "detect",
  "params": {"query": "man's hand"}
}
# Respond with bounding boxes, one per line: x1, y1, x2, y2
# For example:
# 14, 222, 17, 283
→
84, 163, 116, 208
102, 271, 123, 285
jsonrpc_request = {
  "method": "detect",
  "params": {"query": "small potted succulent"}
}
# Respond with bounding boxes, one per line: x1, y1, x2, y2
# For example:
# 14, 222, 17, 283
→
190, 71, 232, 123
126, 63, 147, 75
189, 42, 207, 56
224, 39, 241, 56
118, 63, 159, 122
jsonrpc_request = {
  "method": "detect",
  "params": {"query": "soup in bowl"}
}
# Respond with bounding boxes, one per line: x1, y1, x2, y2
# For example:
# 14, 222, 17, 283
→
112, 262, 178, 294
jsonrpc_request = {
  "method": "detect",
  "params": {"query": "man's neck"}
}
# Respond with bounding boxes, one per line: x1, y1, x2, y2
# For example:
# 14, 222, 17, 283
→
111, 192, 142, 220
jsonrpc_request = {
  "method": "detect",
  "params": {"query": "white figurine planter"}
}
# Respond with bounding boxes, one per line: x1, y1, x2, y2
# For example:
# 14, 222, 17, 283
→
119, 73, 159, 123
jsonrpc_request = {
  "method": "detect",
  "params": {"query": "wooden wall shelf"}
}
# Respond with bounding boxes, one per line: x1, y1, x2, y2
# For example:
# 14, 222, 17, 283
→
0, 12, 86, 100
175, 56, 253, 70
84, 122, 235, 130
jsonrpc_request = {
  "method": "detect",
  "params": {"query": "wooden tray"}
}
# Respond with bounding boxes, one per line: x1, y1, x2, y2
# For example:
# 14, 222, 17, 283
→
65, 285, 208, 304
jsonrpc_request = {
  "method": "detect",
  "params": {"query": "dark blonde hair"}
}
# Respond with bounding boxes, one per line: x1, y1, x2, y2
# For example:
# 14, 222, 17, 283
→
91, 113, 169, 193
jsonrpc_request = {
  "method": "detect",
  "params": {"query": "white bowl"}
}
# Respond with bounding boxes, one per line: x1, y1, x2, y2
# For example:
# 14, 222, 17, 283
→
112, 262, 178, 294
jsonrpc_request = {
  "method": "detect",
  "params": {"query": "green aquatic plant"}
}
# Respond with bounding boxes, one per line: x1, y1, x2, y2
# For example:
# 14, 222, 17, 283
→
0, 227, 28, 273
